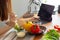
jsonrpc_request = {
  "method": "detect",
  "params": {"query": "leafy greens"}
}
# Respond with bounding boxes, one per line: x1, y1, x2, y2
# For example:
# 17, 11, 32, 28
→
42, 29, 60, 40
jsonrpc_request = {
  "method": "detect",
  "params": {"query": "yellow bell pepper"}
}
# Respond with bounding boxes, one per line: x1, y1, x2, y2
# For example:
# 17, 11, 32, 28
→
23, 21, 33, 32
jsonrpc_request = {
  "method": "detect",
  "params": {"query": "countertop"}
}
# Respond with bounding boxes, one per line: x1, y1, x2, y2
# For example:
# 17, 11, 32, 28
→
0, 13, 60, 40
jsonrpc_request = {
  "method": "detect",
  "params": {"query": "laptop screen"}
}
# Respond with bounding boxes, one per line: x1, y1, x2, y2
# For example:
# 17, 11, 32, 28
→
38, 3, 55, 16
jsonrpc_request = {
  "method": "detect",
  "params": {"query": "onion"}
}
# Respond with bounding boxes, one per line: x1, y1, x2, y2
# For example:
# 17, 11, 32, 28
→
17, 32, 26, 37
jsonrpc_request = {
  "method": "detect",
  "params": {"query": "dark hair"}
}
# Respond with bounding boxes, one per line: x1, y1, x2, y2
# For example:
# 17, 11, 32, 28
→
0, 0, 9, 21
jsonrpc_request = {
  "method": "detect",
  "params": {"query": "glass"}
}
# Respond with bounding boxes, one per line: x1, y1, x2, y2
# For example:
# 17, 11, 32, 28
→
28, 0, 41, 14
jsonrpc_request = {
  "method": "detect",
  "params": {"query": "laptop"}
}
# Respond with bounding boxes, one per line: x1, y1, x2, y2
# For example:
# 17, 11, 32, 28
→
38, 3, 55, 22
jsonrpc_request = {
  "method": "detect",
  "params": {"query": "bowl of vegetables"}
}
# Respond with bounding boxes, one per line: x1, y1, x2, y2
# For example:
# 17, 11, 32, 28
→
27, 24, 46, 35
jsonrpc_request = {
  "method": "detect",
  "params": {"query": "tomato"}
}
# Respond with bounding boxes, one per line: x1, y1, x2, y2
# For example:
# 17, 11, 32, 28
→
54, 25, 60, 31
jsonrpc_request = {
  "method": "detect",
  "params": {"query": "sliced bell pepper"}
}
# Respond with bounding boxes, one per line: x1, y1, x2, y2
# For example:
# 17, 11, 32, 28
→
54, 25, 60, 31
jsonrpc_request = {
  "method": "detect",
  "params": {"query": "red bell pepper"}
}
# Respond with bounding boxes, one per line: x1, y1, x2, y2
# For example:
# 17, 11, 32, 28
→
54, 25, 60, 31
30, 24, 41, 34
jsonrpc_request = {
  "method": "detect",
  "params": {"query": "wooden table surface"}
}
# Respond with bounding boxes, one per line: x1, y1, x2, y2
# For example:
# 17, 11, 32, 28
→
0, 13, 60, 40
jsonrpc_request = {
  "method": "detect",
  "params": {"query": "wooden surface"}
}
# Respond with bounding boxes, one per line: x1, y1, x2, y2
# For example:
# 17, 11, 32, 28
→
1, 13, 60, 40
0, 12, 17, 38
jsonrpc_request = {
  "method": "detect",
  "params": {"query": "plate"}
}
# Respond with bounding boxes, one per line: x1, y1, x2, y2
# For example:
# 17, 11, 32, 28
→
27, 26, 46, 35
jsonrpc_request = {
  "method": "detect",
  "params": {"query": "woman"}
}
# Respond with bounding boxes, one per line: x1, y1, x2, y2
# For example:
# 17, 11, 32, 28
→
0, 0, 16, 36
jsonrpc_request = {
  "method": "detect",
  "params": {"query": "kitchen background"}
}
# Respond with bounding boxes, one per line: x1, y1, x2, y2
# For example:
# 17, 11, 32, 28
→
12, 0, 60, 17
0, 0, 60, 27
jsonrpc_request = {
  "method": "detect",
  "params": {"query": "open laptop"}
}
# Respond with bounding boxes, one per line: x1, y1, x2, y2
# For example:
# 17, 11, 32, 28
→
38, 3, 55, 22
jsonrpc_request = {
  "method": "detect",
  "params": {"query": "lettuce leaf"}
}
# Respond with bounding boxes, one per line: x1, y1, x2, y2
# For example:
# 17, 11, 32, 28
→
42, 29, 59, 40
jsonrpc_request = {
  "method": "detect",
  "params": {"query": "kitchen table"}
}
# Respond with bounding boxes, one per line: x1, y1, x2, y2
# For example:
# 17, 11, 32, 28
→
0, 13, 60, 40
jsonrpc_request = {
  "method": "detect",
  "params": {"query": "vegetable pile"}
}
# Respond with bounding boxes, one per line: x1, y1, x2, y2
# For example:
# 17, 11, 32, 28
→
23, 21, 42, 34
42, 29, 60, 40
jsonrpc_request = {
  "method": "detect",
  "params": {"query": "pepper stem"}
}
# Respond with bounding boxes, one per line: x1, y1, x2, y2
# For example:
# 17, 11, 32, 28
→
34, 25, 36, 30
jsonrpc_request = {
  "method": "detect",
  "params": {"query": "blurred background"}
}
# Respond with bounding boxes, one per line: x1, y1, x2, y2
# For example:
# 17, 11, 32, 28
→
12, 0, 60, 17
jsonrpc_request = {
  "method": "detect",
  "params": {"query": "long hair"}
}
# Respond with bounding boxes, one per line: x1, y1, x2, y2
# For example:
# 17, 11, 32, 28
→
0, 0, 11, 21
